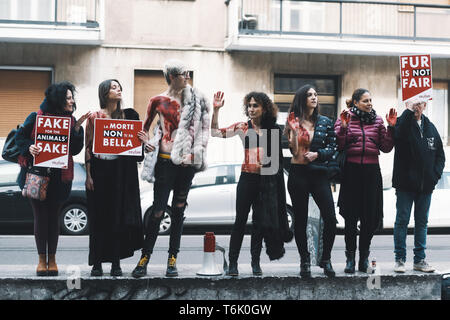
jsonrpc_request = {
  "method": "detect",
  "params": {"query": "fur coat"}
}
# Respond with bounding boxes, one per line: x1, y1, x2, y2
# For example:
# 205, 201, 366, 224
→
170, 85, 210, 171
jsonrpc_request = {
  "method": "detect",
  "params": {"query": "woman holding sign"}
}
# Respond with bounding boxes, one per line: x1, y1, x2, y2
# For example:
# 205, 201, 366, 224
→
85, 79, 147, 277
334, 88, 397, 274
15, 81, 88, 276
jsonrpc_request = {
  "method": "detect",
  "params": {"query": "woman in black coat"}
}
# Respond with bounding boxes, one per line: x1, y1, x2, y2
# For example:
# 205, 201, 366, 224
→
284, 84, 338, 278
15, 81, 89, 276
85, 79, 147, 277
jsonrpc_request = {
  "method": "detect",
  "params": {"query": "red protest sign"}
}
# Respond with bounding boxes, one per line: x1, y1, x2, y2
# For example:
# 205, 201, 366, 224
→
399, 54, 433, 102
34, 115, 71, 169
93, 118, 143, 156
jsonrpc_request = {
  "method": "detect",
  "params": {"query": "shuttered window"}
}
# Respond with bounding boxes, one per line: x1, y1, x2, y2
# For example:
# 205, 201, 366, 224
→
0, 69, 51, 137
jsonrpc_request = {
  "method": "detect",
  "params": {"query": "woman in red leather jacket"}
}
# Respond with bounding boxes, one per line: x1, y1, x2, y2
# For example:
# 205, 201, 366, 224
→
334, 88, 397, 273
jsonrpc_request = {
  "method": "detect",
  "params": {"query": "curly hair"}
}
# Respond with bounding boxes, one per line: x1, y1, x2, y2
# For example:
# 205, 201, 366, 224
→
44, 81, 76, 115
243, 92, 278, 129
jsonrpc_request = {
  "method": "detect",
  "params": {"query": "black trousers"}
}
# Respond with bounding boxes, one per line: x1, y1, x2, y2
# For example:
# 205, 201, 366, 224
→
30, 198, 62, 255
287, 164, 336, 262
228, 172, 263, 263
142, 158, 195, 257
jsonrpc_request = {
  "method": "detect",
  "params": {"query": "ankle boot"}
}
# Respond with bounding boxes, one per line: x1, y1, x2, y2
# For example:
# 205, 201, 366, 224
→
165, 254, 178, 277
227, 260, 239, 276
300, 255, 311, 278
111, 260, 123, 277
319, 260, 336, 277
90, 263, 103, 277
344, 251, 356, 274
358, 250, 370, 273
36, 254, 47, 276
132, 254, 150, 278
251, 258, 262, 276
47, 254, 58, 276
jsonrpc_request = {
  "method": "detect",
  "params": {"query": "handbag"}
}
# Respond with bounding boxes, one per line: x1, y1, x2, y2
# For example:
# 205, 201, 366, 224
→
329, 135, 348, 183
22, 166, 51, 201
2, 125, 22, 163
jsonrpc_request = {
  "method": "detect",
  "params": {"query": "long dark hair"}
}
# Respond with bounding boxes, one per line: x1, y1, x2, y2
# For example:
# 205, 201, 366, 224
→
288, 84, 319, 123
98, 79, 123, 119
243, 92, 278, 129
45, 81, 76, 115
346, 88, 370, 108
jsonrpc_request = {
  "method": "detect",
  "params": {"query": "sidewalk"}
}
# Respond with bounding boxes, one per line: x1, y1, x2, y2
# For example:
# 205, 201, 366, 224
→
0, 262, 444, 300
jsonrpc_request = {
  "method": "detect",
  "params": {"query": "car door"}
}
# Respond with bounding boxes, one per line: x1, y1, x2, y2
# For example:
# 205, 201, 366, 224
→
0, 162, 27, 222
185, 165, 234, 224
430, 172, 450, 227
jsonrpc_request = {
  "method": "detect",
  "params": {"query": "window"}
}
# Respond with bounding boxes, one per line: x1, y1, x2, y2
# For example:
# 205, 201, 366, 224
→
0, 0, 54, 21
0, 162, 20, 187
191, 165, 230, 188
274, 74, 339, 151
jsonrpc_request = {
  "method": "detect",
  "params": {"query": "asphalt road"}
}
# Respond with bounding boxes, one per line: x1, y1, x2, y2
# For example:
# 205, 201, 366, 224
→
1, 234, 450, 276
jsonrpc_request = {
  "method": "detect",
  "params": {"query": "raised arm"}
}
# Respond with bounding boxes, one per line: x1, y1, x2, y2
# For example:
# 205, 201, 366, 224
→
211, 91, 246, 139
285, 112, 299, 157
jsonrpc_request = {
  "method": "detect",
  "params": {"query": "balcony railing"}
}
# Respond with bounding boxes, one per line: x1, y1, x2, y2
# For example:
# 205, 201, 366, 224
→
0, 0, 100, 28
238, 0, 450, 42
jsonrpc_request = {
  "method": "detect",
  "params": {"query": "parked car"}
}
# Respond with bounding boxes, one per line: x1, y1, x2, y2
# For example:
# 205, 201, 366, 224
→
140, 163, 295, 235
0, 160, 88, 235
334, 171, 450, 230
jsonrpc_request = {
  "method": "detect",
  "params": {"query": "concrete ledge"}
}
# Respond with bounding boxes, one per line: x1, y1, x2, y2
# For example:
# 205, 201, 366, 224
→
0, 264, 442, 300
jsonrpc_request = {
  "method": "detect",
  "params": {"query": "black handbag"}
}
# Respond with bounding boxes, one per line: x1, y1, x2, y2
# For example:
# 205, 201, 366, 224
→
329, 135, 348, 183
2, 125, 22, 163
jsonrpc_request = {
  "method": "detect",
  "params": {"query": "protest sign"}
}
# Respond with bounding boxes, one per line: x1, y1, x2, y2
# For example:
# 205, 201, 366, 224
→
34, 115, 71, 169
93, 118, 143, 156
400, 54, 433, 103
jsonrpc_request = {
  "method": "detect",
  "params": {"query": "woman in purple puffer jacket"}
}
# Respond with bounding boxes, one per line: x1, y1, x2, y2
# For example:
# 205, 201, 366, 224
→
334, 88, 397, 274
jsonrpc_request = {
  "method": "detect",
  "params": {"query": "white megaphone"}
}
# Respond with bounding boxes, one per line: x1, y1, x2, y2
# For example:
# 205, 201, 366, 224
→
197, 232, 222, 276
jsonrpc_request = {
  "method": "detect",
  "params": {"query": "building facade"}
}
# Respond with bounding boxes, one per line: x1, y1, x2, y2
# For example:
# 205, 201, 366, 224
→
1, 0, 450, 182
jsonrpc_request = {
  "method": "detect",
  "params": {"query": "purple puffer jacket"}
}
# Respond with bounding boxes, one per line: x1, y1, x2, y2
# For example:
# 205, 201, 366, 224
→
334, 111, 394, 164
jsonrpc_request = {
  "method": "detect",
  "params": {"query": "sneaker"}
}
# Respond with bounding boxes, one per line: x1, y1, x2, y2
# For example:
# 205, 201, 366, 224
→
413, 260, 435, 273
132, 254, 150, 278
394, 260, 406, 273
166, 255, 178, 277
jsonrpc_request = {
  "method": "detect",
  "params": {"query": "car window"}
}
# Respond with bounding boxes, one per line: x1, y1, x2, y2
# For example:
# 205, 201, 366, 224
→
0, 163, 20, 186
436, 172, 450, 190
191, 166, 230, 188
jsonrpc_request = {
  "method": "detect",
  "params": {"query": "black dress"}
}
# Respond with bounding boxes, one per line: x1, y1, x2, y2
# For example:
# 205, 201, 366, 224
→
87, 109, 144, 265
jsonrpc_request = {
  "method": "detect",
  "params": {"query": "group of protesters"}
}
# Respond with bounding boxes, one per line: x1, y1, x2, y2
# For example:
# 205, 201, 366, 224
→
14, 59, 445, 278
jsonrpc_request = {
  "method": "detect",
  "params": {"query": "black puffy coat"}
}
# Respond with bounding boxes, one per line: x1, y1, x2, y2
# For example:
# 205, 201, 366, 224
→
393, 109, 445, 193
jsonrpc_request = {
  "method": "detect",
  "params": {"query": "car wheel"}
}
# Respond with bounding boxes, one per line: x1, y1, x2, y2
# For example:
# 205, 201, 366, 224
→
287, 207, 295, 232
60, 204, 88, 235
144, 206, 172, 235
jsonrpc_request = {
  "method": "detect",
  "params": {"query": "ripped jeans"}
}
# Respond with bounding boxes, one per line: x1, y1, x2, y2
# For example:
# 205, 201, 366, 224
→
142, 158, 196, 257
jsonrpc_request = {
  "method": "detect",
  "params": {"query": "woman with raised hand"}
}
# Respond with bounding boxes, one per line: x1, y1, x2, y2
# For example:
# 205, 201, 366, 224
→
334, 88, 396, 273
15, 81, 88, 276
211, 91, 290, 276
85, 79, 147, 277
284, 84, 338, 278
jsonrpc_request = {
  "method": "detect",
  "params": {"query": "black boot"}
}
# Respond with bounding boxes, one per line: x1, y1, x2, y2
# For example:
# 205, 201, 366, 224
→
132, 254, 150, 278
90, 263, 103, 277
251, 258, 262, 276
358, 250, 370, 273
110, 261, 122, 277
166, 254, 178, 277
300, 255, 311, 278
227, 260, 239, 276
344, 251, 356, 274
319, 260, 336, 277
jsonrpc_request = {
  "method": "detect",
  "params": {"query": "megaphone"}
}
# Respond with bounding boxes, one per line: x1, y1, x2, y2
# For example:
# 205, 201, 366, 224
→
197, 232, 222, 276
